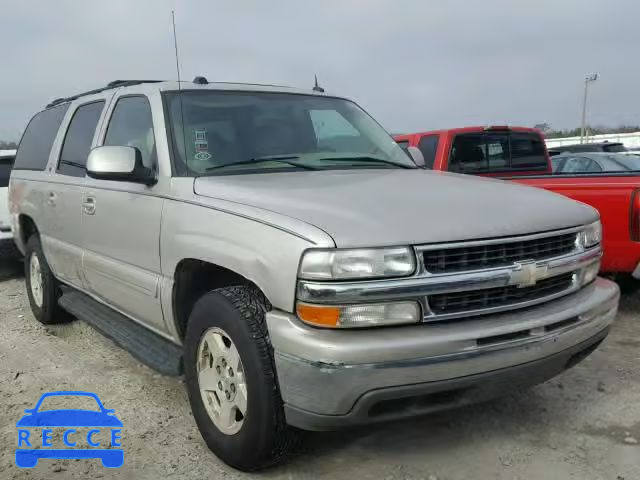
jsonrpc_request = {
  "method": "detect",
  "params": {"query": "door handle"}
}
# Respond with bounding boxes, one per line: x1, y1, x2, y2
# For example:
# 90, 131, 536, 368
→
82, 196, 96, 215
46, 192, 57, 207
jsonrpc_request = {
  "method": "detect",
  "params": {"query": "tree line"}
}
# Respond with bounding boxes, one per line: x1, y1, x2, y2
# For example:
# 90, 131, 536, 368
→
533, 123, 640, 139
0, 140, 18, 149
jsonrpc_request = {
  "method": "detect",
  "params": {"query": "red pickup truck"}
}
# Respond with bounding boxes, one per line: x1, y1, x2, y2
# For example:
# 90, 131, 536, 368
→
395, 126, 640, 287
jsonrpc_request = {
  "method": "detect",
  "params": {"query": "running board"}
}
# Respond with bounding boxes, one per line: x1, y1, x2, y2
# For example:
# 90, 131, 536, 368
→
58, 288, 182, 376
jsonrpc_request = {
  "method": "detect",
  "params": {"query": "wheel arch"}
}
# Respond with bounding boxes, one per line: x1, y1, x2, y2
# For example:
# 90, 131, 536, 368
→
171, 259, 265, 341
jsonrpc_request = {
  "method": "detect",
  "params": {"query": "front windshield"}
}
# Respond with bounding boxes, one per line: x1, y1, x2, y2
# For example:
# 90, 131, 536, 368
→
165, 91, 415, 175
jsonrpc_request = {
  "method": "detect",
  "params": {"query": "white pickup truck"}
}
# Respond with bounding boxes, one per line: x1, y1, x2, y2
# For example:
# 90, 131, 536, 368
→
0, 149, 16, 255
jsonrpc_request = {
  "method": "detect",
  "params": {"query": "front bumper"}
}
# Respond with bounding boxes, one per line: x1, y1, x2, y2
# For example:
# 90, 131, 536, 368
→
267, 277, 619, 430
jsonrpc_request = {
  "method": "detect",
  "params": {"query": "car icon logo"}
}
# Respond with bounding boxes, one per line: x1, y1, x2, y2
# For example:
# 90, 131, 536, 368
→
15, 391, 123, 468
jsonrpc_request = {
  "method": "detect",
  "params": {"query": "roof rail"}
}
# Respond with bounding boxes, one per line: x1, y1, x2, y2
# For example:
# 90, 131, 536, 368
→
45, 80, 163, 109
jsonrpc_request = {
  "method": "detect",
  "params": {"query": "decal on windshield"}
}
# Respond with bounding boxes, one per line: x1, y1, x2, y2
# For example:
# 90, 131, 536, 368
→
194, 129, 211, 162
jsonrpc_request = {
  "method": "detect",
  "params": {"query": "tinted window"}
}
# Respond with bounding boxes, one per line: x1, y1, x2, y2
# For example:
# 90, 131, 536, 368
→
417, 135, 439, 169
510, 132, 547, 169
104, 96, 156, 168
58, 101, 105, 177
0, 156, 14, 187
13, 104, 69, 171
558, 156, 602, 173
449, 131, 547, 173
449, 133, 487, 172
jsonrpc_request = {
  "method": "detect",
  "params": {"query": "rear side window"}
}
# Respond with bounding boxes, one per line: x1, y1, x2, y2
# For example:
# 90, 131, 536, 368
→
104, 96, 156, 168
449, 131, 547, 173
13, 104, 69, 171
417, 135, 439, 169
57, 101, 105, 177
0, 156, 14, 187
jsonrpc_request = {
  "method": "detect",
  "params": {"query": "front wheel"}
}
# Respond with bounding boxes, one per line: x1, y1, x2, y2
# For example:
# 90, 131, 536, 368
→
184, 286, 296, 471
24, 235, 71, 324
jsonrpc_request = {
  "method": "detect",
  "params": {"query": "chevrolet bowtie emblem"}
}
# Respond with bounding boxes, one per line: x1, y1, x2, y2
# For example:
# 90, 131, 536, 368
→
510, 260, 545, 288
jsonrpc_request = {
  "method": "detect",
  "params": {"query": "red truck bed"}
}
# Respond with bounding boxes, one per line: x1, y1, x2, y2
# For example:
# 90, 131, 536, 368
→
395, 127, 640, 279
511, 174, 640, 275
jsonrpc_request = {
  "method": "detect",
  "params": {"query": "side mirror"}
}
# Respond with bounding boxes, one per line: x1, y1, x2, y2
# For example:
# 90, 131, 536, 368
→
406, 146, 425, 167
86, 146, 156, 185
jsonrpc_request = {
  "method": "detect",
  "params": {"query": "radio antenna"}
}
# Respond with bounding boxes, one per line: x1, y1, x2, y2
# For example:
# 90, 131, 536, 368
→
171, 11, 182, 87
171, 10, 189, 171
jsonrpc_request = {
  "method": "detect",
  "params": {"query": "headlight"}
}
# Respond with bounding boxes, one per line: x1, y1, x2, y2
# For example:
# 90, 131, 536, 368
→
296, 301, 421, 328
580, 221, 602, 249
299, 247, 416, 280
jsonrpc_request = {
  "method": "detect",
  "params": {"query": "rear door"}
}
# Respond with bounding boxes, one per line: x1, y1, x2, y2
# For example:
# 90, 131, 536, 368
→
42, 99, 109, 287
81, 94, 165, 331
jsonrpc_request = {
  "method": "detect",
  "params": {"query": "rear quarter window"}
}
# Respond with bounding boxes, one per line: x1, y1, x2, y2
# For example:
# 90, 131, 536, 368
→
13, 104, 69, 171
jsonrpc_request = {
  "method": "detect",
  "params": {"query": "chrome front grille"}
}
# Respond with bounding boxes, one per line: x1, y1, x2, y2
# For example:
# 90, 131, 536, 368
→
428, 272, 575, 316
297, 226, 601, 323
423, 232, 578, 274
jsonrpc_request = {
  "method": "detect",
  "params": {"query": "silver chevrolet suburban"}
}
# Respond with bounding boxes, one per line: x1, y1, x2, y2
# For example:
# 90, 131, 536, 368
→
9, 78, 619, 471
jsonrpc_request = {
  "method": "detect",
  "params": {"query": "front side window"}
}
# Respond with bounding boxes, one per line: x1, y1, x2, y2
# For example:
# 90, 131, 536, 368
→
58, 101, 105, 177
165, 91, 414, 175
104, 96, 156, 168
13, 104, 69, 171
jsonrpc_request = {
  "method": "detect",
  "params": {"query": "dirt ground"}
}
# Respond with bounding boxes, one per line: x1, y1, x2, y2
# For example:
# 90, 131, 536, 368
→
0, 253, 638, 480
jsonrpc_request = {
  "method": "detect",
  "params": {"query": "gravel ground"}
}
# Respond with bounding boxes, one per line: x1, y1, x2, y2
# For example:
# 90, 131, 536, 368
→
0, 254, 638, 480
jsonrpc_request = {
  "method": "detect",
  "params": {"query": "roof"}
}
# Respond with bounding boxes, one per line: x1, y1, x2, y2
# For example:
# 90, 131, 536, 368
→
46, 78, 337, 109
394, 126, 541, 139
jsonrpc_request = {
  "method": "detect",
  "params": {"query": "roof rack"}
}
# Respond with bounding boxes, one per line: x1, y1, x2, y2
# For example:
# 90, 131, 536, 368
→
45, 80, 163, 109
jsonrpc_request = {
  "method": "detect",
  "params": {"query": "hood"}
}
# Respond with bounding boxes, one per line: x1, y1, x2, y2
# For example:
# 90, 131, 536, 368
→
194, 169, 597, 247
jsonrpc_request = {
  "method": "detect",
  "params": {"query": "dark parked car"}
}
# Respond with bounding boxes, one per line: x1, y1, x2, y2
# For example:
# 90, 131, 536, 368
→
548, 142, 627, 156
551, 152, 640, 174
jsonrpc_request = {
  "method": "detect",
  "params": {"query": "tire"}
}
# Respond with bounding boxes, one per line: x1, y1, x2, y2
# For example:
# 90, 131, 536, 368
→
24, 234, 71, 325
184, 286, 296, 471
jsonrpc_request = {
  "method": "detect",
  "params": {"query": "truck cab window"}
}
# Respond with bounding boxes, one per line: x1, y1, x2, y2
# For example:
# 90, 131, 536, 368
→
417, 135, 439, 169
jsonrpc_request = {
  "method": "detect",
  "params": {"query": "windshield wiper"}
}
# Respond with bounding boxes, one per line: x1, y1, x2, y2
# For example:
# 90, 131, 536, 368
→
316, 155, 416, 169
205, 155, 318, 172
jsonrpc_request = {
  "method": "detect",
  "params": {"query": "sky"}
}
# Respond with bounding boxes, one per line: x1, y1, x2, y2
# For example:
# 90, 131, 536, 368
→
1, 0, 639, 141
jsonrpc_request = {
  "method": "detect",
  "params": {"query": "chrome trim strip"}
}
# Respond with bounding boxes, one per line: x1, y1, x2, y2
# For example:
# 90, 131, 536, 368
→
297, 247, 601, 304
422, 274, 580, 322
415, 225, 583, 252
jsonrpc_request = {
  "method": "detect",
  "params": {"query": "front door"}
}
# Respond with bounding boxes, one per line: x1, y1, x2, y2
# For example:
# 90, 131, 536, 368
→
81, 95, 165, 332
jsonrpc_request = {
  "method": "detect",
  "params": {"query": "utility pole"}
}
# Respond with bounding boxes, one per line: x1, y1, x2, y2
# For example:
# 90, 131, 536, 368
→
580, 73, 598, 144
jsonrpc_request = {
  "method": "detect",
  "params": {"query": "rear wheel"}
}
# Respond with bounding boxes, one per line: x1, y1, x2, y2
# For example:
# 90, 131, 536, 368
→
184, 286, 296, 471
24, 235, 71, 324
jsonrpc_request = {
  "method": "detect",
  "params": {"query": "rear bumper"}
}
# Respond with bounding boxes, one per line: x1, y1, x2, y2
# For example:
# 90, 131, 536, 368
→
267, 277, 619, 430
